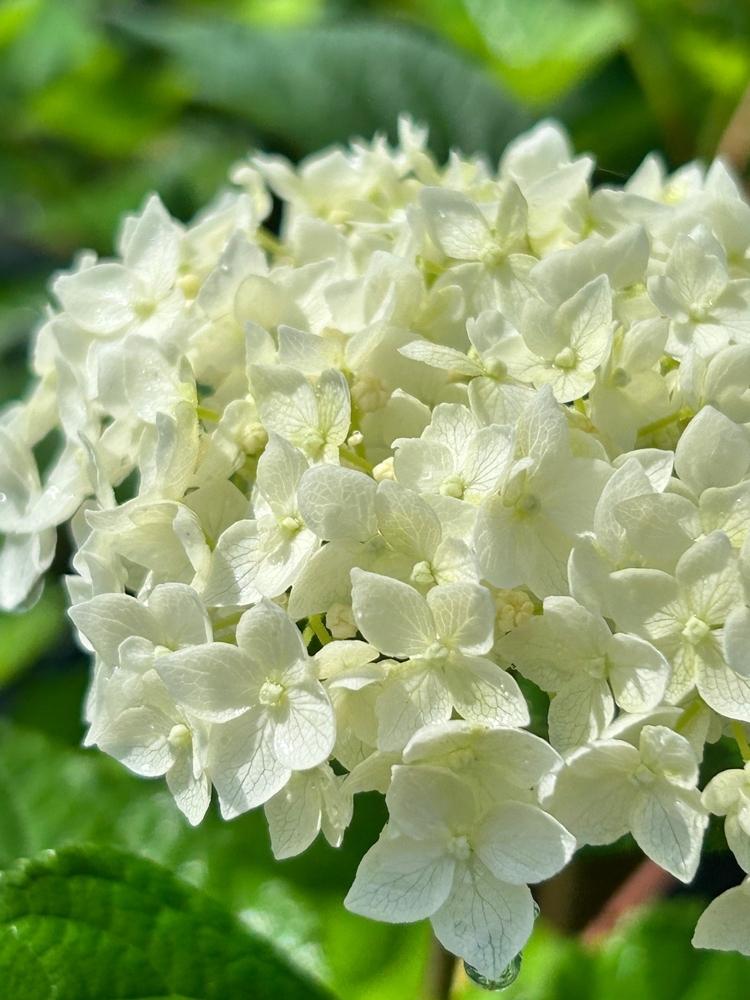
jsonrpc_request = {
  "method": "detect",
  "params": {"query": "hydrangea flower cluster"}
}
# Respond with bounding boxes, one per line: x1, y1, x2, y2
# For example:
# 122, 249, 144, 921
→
4, 117, 750, 980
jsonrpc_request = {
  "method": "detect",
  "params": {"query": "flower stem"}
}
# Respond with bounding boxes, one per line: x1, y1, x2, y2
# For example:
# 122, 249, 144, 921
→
675, 697, 703, 733
196, 405, 220, 422
308, 614, 333, 647
636, 407, 691, 439
423, 936, 457, 1000
340, 446, 374, 475
732, 720, 750, 762
717, 82, 750, 177
256, 227, 285, 257
580, 859, 676, 946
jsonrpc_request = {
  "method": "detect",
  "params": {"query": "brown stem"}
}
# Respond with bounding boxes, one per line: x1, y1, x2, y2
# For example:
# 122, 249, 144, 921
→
423, 935, 457, 1000
717, 82, 750, 175
580, 858, 677, 947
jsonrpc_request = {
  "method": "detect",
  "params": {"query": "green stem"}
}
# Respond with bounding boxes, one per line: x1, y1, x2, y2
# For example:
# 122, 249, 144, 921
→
637, 407, 691, 439
675, 698, 703, 733
256, 227, 285, 257
308, 614, 333, 646
340, 447, 374, 475
732, 720, 750, 763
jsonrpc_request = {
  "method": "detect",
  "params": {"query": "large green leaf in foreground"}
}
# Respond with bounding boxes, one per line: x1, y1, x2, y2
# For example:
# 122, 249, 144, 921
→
0, 845, 333, 1000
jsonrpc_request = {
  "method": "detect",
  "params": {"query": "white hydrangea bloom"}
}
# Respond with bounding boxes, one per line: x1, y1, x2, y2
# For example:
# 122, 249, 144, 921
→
8, 117, 750, 977
345, 764, 574, 981
546, 725, 707, 881
498, 596, 669, 751
350, 569, 529, 748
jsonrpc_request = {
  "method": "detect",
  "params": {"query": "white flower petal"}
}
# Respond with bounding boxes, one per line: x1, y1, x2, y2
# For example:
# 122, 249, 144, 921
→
607, 633, 669, 713
547, 676, 615, 753
546, 741, 638, 844
675, 405, 750, 495
427, 583, 495, 654
446, 654, 530, 728
235, 598, 309, 676
630, 783, 707, 882
208, 710, 290, 817
345, 833, 455, 922
147, 583, 212, 648
166, 752, 211, 827
431, 860, 535, 984
265, 771, 323, 859
156, 642, 254, 722
375, 480, 441, 561
351, 569, 434, 657
69, 594, 160, 665
272, 682, 335, 769
693, 879, 750, 954
475, 801, 576, 884
201, 520, 263, 608
299, 465, 377, 542
386, 764, 477, 840
421, 188, 492, 261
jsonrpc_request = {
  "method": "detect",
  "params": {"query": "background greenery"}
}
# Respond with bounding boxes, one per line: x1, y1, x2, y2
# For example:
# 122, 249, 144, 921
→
1, 1, 750, 996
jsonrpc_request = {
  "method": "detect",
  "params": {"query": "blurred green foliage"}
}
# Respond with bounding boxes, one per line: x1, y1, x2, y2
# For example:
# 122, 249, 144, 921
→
2, 0, 750, 994
2, 0, 749, 340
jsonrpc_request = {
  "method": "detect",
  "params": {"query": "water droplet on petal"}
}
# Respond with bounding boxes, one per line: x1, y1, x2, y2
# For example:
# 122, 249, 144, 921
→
0, 492, 6, 504
464, 953, 522, 991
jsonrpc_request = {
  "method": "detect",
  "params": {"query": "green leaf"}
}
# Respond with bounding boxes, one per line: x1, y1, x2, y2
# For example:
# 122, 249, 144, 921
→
464, 0, 635, 102
0, 845, 334, 1000
593, 899, 750, 1000
0, 0, 98, 94
0, 585, 66, 689
0, 721, 398, 991
110, 10, 532, 160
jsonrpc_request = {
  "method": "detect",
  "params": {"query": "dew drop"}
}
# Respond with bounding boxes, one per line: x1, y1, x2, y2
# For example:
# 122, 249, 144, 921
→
464, 953, 522, 991
0, 492, 6, 504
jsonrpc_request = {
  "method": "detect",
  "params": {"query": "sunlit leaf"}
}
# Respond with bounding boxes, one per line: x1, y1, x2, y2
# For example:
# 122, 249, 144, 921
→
111, 9, 532, 160
0, 845, 333, 999
464, 0, 634, 102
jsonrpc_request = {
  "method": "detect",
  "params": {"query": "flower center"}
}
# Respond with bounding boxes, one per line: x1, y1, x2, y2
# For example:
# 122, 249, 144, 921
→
484, 358, 507, 380
352, 375, 388, 412
632, 763, 656, 787
167, 724, 191, 749
279, 514, 303, 536
302, 429, 325, 456
242, 422, 268, 456
411, 560, 436, 587
516, 492, 540, 516
259, 680, 285, 706
440, 473, 466, 499
554, 347, 576, 370
447, 834, 472, 861
425, 641, 449, 662
134, 299, 156, 320
681, 615, 710, 645
583, 656, 608, 680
